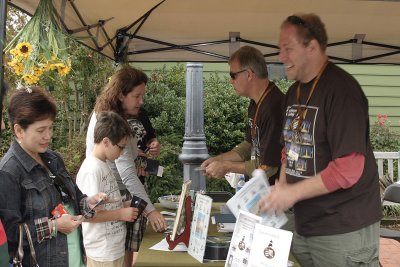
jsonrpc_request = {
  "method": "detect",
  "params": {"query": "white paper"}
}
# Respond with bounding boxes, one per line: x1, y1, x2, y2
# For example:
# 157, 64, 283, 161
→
225, 172, 242, 188
149, 237, 188, 252
247, 224, 293, 267
188, 194, 213, 263
226, 169, 288, 228
225, 210, 262, 267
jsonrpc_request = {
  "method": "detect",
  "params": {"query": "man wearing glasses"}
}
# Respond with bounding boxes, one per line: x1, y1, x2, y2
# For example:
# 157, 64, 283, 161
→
259, 14, 381, 266
201, 45, 284, 186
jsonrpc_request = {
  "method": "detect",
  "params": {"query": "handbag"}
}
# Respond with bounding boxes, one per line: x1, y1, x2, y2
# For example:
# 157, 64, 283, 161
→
12, 223, 39, 267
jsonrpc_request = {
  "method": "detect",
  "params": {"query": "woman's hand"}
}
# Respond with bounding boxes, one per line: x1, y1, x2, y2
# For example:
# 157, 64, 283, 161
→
55, 214, 83, 234
147, 140, 160, 157
147, 210, 167, 232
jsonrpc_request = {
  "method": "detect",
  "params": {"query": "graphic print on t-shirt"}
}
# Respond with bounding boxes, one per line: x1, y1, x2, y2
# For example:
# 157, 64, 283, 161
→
283, 105, 318, 178
248, 118, 260, 160
127, 119, 147, 149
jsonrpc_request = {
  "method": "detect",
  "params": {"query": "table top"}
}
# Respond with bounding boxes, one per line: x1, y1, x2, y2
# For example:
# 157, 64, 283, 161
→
135, 203, 299, 267
135, 203, 226, 267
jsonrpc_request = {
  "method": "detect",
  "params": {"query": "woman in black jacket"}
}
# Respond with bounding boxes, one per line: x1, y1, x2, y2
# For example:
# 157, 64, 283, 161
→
0, 86, 104, 267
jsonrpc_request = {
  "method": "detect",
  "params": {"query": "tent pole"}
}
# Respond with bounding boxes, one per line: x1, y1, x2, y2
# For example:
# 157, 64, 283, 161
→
0, 0, 8, 139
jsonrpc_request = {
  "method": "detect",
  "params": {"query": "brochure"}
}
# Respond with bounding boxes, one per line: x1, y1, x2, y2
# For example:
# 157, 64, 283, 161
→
225, 210, 293, 267
247, 224, 293, 267
188, 194, 213, 263
226, 169, 287, 229
225, 210, 262, 267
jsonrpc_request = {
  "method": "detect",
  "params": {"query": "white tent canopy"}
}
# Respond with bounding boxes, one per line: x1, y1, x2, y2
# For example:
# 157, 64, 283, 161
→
7, 0, 400, 64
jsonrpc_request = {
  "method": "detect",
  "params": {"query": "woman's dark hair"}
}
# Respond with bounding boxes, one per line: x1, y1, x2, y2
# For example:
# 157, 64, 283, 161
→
94, 65, 148, 118
8, 87, 57, 133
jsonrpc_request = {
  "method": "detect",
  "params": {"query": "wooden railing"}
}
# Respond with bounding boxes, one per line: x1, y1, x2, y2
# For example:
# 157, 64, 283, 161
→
374, 152, 400, 183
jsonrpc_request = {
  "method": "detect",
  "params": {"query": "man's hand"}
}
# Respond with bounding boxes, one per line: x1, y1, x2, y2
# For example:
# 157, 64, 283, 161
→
147, 210, 167, 232
200, 156, 218, 170
204, 161, 230, 178
258, 183, 297, 214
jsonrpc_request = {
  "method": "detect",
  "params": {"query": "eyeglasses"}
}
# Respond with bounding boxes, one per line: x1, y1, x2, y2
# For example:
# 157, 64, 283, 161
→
229, 69, 248, 80
287, 15, 316, 39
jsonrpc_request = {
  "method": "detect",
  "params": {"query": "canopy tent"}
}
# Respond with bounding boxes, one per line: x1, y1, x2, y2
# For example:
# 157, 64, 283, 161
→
5, 0, 400, 64
2, 0, 400, 190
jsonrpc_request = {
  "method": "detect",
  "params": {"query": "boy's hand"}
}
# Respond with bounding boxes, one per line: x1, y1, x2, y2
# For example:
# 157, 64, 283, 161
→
87, 192, 108, 211
119, 207, 139, 222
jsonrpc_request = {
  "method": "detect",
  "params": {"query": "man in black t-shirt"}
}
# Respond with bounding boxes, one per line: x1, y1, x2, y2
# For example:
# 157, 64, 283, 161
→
201, 46, 284, 185
259, 14, 381, 266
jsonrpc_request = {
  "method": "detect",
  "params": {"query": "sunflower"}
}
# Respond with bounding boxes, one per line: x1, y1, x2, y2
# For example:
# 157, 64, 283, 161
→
22, 74, 40, 85
56, 63, 71, 76
15, 42, 33, 58
13, 63, 24, 75
33, 67, 44, 77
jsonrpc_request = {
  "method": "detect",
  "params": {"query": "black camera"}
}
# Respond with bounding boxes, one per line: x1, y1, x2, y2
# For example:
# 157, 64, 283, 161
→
130, 195, 148, 218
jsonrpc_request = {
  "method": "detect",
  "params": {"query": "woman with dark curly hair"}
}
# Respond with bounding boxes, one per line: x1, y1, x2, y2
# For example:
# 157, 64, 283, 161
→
86, 66, 166, 267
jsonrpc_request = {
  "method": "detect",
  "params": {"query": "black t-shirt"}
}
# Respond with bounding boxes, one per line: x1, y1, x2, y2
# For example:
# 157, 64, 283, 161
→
246, 83, 284, 183
127, 108, 156, 152
127, 108, 156, 184
283, 62, 381, 236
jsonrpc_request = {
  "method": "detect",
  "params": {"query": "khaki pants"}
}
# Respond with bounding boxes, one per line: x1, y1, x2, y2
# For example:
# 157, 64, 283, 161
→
292, 221, 380, 267
87, 255, 125, 267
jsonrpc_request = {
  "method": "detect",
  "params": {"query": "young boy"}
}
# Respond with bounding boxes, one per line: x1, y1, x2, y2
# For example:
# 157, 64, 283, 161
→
76, 111, 138, 267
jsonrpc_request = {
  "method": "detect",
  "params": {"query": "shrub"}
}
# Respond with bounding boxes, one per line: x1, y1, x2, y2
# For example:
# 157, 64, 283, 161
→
370, 114, 400, 151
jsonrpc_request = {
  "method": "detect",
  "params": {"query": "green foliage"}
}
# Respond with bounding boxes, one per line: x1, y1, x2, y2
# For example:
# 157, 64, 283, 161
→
383, 205, 400, 218
204, 74, 248, 155
143, 65, 249, 201
143, 65, 186, 202
370, 115, 400, 151
56, 135, 86, 179
274, 79, 293, 94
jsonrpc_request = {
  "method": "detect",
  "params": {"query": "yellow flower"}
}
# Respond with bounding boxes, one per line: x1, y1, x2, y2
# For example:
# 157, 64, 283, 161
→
13, 63, 24, 75
15, 42, 33, 58
33, 67, 44, 77
22, 74, 40, 85
57, 63, 71, 76
10, 48, 18, 56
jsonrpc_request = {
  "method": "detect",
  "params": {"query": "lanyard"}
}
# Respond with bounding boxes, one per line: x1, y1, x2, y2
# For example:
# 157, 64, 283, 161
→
251, 83, 275, 139
292, 61, 328, 130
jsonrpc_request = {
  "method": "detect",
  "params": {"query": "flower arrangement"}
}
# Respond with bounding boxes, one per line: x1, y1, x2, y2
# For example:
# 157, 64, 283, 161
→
5, 0, 71, 86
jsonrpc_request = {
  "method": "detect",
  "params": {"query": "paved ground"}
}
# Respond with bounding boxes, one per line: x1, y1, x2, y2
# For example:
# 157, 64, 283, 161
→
380, 237, 400, 267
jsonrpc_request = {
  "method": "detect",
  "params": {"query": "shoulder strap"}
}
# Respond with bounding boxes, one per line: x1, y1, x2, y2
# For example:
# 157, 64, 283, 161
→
23, 223, 39, 266
12, 224, 39, 267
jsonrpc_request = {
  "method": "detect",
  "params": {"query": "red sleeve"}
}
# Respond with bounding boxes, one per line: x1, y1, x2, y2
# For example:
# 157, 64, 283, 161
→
0, 221, 7, 245
320, 153, 365, 192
